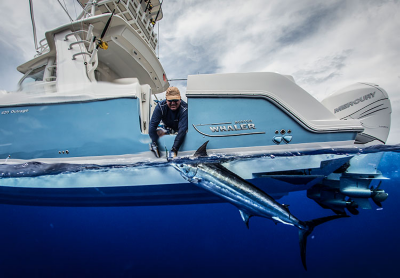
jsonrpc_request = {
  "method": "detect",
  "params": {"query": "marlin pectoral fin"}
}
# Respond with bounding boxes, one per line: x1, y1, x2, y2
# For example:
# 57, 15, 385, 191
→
239, 210, 252, 229
194, 141, 209, 157
282, 204, 290, 213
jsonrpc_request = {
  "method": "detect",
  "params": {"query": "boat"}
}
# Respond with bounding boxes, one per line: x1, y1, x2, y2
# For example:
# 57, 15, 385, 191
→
0, 0, 392, 215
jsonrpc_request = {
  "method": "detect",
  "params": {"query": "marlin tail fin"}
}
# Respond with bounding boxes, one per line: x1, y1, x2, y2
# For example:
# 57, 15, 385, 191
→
299, 214, 349, 270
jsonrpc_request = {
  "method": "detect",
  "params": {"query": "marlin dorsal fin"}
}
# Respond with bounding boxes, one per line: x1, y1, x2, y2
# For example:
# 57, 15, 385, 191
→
194, 141, 209, 157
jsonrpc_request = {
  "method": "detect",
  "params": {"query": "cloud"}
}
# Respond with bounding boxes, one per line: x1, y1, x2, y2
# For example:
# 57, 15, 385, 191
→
277, 1, 342, 45
292, 49, 353, 86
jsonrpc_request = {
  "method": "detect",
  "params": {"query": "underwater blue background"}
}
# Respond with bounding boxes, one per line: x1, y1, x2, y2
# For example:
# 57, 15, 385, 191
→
0, 152, 399, 278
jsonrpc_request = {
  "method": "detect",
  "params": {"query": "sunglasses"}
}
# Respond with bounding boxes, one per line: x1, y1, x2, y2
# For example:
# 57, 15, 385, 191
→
167, 99, 180, 103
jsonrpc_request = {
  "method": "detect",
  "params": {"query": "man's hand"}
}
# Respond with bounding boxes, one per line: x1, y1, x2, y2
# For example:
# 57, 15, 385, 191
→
150, 142, 160, 158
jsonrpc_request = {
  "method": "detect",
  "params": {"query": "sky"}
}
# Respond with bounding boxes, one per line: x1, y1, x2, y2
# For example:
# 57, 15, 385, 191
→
0, 0, 399, 143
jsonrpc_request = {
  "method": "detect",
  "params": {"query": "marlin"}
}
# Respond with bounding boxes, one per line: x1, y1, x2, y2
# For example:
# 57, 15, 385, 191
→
172, 141, 348, 270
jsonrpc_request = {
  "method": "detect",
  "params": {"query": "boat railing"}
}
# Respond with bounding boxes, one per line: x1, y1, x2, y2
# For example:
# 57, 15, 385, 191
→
64, 30, 89, 41
33, 27, 88, 58
68, 40, 91, 50
34, 38, 50, 57
64, 26, 97, 81
72, 52, 92, 60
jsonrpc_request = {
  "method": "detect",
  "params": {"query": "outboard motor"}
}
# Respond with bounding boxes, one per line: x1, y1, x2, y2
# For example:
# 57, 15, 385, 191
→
311, 83, 391, 214
321, 83, 391, 145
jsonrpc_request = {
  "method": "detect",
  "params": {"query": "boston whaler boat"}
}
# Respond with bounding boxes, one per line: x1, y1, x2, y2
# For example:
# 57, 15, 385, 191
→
0, 0, 392, 217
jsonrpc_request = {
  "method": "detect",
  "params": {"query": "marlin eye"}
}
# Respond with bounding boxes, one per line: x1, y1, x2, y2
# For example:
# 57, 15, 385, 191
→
179, 164, 183, 167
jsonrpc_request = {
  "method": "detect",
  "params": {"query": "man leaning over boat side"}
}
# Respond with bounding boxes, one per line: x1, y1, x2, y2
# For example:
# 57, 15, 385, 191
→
149, 87, 188, 158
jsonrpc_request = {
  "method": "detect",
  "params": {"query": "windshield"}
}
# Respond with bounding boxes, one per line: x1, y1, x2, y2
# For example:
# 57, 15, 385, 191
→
20, 65, 46, 86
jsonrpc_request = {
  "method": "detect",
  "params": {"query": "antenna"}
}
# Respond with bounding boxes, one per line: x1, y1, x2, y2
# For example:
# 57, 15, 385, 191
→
155, 1, 163, 58
57, 0, 74, 21
28, 0, 38, 52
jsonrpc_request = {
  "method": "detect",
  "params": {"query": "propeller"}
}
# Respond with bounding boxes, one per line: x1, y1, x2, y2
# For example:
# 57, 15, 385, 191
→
370, 181, 388, 207
346, 199, 359, 215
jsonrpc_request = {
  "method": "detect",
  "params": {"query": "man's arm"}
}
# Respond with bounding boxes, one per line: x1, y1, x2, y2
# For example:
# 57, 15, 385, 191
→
172, 107, 188, 151
149, 104, 162, 143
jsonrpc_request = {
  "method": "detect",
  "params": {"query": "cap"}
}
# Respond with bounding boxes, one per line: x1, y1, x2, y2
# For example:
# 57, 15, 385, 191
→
166, 87, 181, 100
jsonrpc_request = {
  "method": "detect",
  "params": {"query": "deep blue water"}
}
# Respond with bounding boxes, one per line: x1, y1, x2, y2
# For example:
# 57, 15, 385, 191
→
0, 151, 399, 277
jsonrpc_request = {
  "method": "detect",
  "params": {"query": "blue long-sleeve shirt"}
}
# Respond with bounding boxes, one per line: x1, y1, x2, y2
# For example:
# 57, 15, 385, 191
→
149, 100, 188, 150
